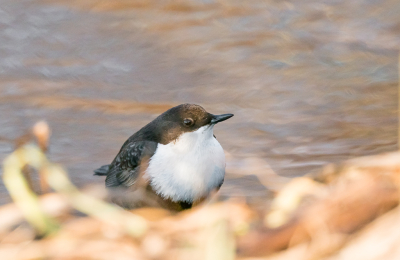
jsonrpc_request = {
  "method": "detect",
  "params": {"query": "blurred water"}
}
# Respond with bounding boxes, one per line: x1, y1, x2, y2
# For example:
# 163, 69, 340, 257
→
0, 0, 398, 204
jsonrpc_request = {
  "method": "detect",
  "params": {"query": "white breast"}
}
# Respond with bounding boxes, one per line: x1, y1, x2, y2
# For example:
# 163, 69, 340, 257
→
145, 125, 226, 202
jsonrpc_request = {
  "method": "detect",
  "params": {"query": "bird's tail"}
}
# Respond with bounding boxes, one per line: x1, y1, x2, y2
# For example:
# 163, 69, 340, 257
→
94, 164, 110, 176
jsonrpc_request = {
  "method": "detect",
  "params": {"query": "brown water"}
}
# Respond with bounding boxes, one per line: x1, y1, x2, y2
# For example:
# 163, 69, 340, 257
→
0, 0, 398, 205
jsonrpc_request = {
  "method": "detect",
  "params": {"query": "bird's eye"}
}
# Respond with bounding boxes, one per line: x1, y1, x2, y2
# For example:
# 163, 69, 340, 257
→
183, 118, 194, 127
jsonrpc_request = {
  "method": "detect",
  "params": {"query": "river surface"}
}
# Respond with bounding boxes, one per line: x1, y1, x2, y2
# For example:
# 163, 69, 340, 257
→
0, 0, 398, 205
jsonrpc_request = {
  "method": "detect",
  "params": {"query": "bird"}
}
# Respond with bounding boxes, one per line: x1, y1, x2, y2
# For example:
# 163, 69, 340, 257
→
94, 103, 233, 211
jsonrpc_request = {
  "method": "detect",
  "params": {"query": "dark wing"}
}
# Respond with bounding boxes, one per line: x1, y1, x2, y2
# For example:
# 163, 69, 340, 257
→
103, 141, 157, 188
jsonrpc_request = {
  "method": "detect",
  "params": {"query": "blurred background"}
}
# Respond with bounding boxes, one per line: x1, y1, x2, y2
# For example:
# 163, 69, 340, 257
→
0, 0, 398, 205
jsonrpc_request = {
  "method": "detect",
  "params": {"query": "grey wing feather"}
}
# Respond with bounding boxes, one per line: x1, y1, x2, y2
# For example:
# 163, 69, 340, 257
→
94, 164, 110, 176
104, 141, 157, 188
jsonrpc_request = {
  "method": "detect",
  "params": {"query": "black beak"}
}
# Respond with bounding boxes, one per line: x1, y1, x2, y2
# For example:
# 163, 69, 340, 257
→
210, 113, 234, 124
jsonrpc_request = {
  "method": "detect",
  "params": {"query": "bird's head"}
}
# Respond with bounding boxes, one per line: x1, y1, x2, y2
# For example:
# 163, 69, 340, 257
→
151, 103, 233, 144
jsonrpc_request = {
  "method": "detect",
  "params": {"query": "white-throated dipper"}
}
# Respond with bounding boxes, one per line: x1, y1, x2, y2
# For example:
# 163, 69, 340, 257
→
94, 104, 233, 211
